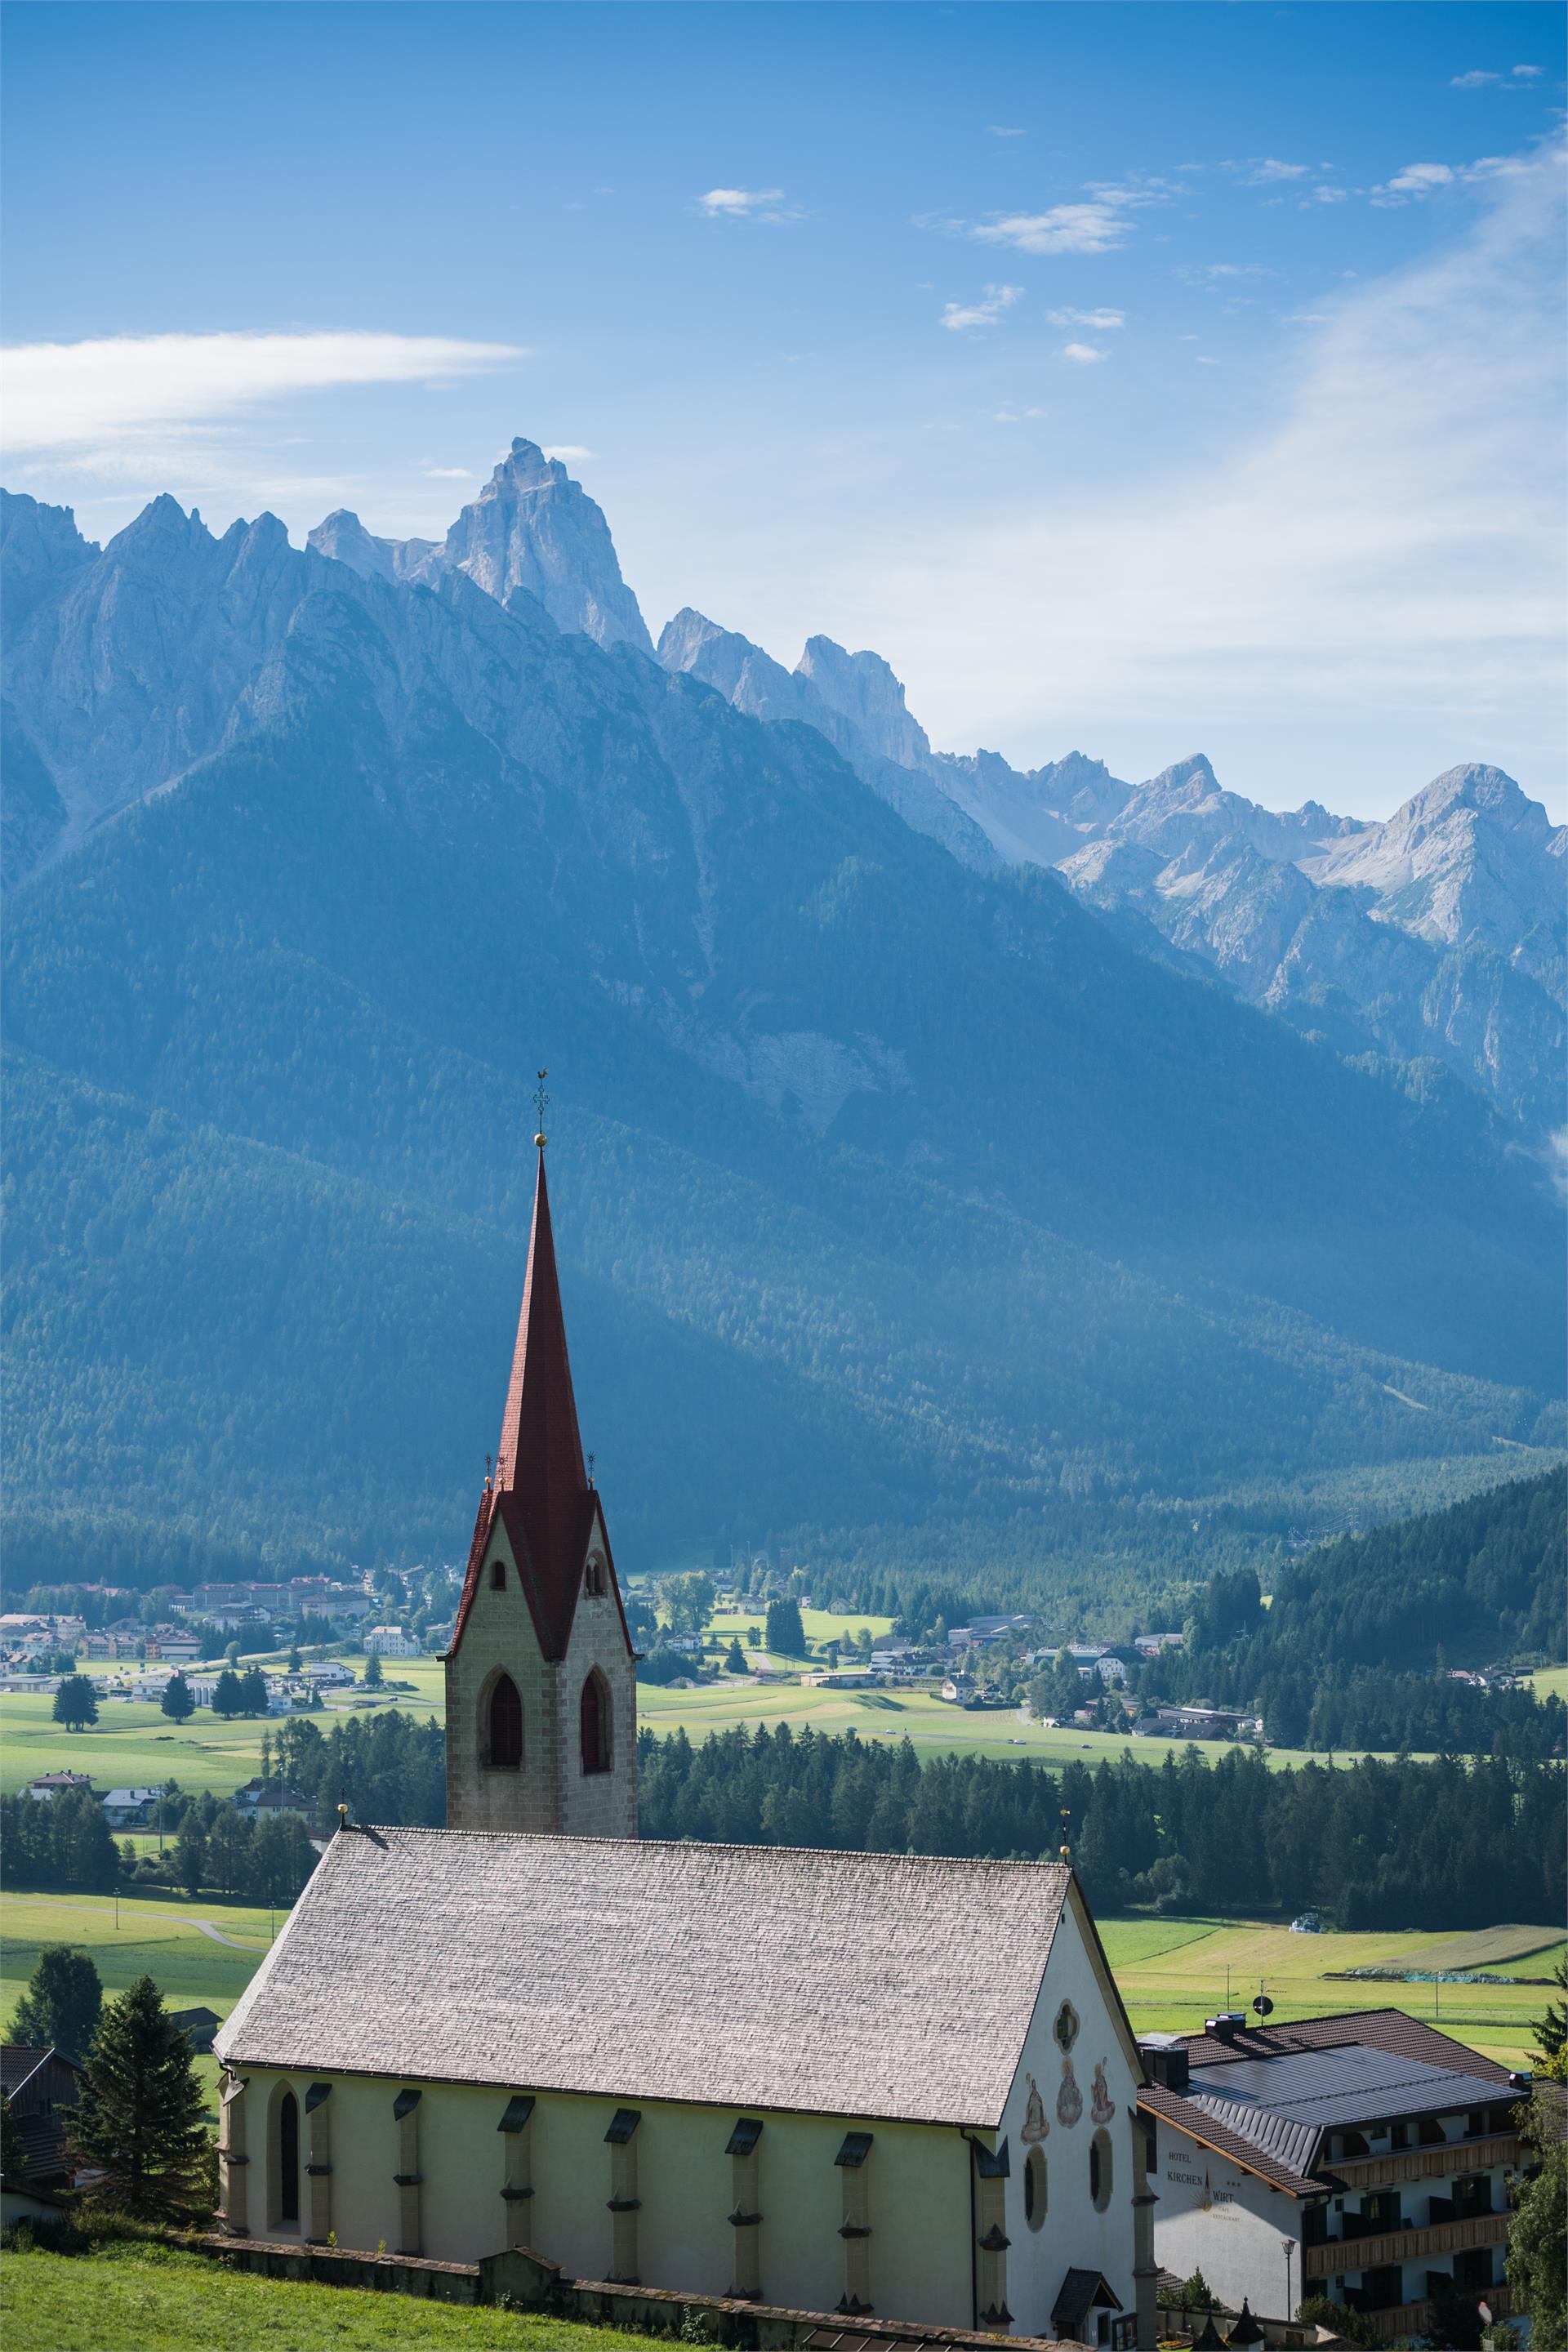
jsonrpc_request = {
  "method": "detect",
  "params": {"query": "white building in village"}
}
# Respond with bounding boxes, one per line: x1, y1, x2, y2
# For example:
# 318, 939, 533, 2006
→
215, 1143, 1157, 2338
1139, 2011, 1528, 2340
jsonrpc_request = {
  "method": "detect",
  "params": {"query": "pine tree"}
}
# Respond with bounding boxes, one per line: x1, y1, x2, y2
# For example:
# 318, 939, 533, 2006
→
70, 1975, 212, 2220
173, 1816, 206, 1899
238, 1665, 270, 1716
161, 1673, 194, 1722
764, 1597, 805, 1658
363, 1649, 384, 1688
51, 1674, 99, 1731
10, 1944, 103, 2060
1, 2094, 25, 2183
725, 1638, 747, 1674
210, 1668, 243, 1718
1534, 1949, 1568, 2066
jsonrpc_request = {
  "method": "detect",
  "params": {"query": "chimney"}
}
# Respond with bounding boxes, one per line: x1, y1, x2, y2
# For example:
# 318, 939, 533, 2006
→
1139, 2036, 1191, 2092
1205, 2012, 1248, 2046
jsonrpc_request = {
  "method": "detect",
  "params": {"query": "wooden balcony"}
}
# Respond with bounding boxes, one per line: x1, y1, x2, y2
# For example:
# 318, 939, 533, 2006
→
1304, 2210, 1508, 2279
1362, 2285, 1512, 2343
1328, 2134, 1517, 2189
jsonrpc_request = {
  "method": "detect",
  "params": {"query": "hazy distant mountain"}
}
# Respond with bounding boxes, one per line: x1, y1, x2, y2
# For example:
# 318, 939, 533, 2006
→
655, 608, 996, 868
2, 453, 1561, 1592
664, 613, 1561, 1134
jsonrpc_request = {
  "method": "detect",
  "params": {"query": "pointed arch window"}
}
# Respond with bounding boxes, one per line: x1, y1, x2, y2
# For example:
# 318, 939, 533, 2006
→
581, 1670, 611, 1775
487, 1673, 523, 1770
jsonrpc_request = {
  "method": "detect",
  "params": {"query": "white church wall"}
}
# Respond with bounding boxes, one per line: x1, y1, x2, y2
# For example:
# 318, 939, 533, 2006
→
999, 1890, 1143, 2341
1150, 2127, 1300, 2321
237, 2067, 974, 2324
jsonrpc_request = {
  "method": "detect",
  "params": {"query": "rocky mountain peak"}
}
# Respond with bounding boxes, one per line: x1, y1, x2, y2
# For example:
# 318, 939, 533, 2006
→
795, 636, 933, 771
439, 439, 653, 654
307, 509, 440, 586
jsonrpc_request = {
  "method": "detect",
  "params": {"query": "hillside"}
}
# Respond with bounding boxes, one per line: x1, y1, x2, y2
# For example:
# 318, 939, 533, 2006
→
1, 463, 1563, 1590
1144, 1470, 1566, 1751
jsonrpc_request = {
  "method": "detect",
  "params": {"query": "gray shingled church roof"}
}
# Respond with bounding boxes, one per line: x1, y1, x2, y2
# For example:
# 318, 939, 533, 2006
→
217, 1828, 1075, 2128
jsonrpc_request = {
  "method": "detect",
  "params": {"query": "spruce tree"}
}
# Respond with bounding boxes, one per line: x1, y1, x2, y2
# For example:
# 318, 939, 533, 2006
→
210, 1668, 243, 1717
1, 2091, 25, 2182
70, 1975, 212, 2220
161, 1673, 194, 1722
51, 1673, 99, 1731
10, 1944, 103, 2059
363, 1649, 384, 1688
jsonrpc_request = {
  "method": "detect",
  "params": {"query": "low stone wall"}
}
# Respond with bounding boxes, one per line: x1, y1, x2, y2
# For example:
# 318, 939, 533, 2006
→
203, 2236, 481, 2301
202, 2236, 1069, 2345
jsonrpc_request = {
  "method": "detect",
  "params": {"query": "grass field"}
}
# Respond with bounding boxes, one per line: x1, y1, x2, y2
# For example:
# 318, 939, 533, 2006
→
3, 1669, 1405, 1798
1098, 1916, 1563, 2068
0, 2245, 652, 2352
1526, 1664, 1568, 1704
7, 1884, 1556, 2079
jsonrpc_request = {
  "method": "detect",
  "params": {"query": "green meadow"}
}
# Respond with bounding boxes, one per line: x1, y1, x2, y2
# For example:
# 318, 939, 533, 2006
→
0, 2245, 652, 2352
2, 1667, 1406, 1802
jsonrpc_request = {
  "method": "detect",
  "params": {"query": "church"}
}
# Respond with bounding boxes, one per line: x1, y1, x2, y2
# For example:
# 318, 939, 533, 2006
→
215, 1135, 1157, 2341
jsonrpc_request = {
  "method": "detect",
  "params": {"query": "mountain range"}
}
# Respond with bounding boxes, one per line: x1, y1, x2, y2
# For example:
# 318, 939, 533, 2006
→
2, 442, 1561, 1598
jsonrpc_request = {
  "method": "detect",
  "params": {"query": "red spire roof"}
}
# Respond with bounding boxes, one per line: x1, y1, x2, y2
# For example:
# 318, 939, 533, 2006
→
448, 1149, 630, 1664
495, 1148, 586, 1566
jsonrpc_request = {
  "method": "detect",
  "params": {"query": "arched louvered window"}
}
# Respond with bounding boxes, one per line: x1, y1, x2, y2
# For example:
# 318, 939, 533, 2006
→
580, 1669, 611, 1775
488, 1673, 523, 1769
490, 1559, 506, 1590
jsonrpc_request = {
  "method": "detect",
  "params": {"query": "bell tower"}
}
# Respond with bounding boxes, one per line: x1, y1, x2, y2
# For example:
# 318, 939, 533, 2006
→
443, 1101, 637, 1839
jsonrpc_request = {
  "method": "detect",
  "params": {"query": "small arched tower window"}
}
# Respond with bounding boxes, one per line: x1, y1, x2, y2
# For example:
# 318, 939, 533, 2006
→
581, 1669, 611, 1775
490, 1558, 506, 1590
488, 1672, 523, 1770
585, 1554, 606, 1597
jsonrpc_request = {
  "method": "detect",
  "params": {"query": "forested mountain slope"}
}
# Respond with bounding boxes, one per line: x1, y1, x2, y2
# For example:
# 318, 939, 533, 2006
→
2, 479, 1562, 1586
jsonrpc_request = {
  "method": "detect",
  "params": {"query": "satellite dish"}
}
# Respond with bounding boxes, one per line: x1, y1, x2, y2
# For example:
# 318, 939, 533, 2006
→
1253, 1994, 1275, 2018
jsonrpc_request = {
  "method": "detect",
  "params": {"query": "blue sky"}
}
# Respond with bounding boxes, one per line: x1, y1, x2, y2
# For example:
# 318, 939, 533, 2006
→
4, 2, 1563, 815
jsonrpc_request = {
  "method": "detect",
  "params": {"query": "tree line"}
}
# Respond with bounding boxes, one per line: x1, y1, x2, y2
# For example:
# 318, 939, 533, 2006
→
635, 1722, 1566, 1930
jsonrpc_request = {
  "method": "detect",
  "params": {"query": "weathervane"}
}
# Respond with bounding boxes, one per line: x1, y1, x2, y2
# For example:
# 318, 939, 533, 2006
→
484, 1451, 492, 1491
533, 1067, 550, 1149
587, 1450, 596, 1489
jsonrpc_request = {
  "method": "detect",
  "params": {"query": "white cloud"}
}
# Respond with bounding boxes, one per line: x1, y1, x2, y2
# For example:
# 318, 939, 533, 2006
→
1451, 71, 1499, 89
1195, 354, 1220, 365
1513, 65, 1543, 78
0, 331, 523, 456
1246, 158, 1313, 182
697, 186, 800, 222
542, 444, 595, 461
988, 125, 1026, 137
1310, 186, 1351, 204
1046, 307, 1126, 329
941, 284, 1023, 332
1060, 341, 1107, 364
840, 143, 1565, 785
424, 466, 473, 479
1185, 262, 1275, 283
931, 179, 1167, 260
1372, 161, 1457, 203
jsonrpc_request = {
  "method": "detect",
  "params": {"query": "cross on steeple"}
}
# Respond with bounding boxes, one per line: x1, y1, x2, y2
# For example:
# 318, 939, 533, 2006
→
533, 1067, 550, 1149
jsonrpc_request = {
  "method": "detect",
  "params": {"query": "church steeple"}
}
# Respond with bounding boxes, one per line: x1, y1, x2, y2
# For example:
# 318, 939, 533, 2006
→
490, 1148, 593, 1655
444, 1117, 636, 1839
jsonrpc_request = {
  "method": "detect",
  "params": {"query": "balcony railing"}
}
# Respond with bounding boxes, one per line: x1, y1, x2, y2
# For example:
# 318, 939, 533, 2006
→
1304, 2211, 1508, 2279
1361, 2285, 1512, 2344
1328, 2134, 1517, 2189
